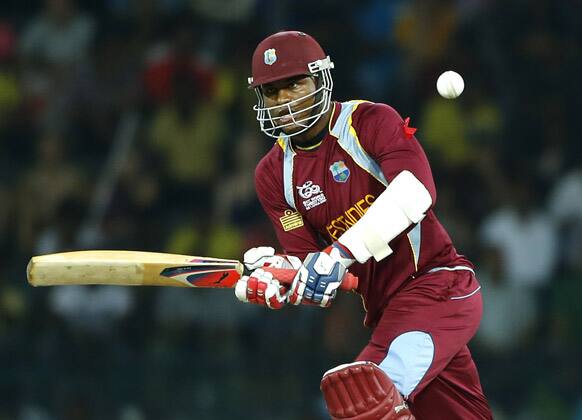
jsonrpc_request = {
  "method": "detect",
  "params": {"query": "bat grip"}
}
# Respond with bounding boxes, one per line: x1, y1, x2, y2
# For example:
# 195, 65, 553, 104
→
262, 267, 358, 291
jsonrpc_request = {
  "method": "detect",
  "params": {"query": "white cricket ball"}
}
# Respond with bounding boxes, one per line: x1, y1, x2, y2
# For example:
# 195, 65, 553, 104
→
436, 70, 464, 99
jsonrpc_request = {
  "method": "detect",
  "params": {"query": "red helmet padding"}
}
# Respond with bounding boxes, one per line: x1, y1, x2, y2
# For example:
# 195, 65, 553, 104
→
250, 31, 327, 87
321, 362, 415, 420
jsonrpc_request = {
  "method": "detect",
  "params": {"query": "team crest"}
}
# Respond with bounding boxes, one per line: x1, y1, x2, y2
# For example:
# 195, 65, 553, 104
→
264, 48, 277, 65
329, 161, 350, 183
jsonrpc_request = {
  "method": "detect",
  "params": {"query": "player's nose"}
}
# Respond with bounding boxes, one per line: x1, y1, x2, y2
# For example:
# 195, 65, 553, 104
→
275, 88, 294, 106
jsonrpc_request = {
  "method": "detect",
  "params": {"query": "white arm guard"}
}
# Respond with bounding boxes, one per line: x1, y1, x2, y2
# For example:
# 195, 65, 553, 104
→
337, 171, 432, 263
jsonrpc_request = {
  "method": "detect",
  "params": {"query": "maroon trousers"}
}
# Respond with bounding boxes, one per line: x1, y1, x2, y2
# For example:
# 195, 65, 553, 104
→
356, 268, 493, 419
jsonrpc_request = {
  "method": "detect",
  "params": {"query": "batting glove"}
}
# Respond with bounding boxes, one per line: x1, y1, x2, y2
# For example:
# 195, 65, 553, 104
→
235, 247, 301, 309
288, 243, 355, 308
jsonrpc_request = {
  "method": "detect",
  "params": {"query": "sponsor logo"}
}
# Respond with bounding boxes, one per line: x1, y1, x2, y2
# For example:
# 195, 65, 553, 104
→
297, 181, 327, 210
264, 48, 277, 65
280, 210, 304, 231
326, 194, 376, 241
160, 264, 238, 287
329, 161, 350, 183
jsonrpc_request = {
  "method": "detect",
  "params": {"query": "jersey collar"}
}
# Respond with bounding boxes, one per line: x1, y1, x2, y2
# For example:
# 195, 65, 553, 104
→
292, 102, 340, 151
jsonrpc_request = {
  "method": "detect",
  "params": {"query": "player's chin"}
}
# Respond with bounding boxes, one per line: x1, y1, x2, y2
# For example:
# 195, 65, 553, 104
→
278, 122, 302, 134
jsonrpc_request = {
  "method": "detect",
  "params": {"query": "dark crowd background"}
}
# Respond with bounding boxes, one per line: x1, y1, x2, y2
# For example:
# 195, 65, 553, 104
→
1, 1, 581, 419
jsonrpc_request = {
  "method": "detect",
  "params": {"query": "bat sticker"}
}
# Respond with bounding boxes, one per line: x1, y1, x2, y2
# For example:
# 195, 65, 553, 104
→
160, 264, 241, 288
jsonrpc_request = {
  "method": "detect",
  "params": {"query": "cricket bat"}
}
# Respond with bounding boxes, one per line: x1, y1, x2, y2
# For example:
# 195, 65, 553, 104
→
26, 250, 358, 290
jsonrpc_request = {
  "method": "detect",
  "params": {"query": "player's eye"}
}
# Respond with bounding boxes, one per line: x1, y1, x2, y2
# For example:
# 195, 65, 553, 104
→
263, 87, 277, 97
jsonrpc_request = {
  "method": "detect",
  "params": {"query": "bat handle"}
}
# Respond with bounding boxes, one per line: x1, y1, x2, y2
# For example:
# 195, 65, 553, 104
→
262, 267, 358, 291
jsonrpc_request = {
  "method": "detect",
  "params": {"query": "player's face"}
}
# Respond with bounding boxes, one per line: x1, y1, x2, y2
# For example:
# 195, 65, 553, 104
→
261, 76, 317, 134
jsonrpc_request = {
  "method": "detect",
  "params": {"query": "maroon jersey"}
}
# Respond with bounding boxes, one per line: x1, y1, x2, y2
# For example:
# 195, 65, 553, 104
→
255, 100, 472, 327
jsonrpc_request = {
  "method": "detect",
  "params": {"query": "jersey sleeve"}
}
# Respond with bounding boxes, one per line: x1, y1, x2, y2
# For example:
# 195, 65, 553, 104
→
254, 154, 321, 260
354, 103, 437, 205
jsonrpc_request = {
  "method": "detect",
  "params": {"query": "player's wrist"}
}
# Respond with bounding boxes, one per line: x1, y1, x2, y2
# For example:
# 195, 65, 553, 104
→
324, 242, 356, 268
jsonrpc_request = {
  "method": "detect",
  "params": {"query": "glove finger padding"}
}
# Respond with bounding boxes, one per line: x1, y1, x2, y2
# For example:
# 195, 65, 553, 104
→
243, 247, 302, 271
243, 246, 276, 271
234, 275, 251, 303
235, 269, 289, 310
289, 252, 347, 307
264, 278, 288, 309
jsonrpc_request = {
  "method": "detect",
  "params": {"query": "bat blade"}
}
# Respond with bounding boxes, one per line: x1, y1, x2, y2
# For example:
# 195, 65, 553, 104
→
27, 251, 244, 288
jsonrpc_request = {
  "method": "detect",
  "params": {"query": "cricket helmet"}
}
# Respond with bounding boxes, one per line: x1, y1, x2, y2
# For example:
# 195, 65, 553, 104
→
248, 31, 334, 138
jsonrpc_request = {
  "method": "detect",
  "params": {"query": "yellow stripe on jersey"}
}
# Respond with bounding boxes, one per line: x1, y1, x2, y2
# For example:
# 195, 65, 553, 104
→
328, 99, 367, 141
295, 140, 323, 151
327, 101, 337, 133
277, 137, 286, 151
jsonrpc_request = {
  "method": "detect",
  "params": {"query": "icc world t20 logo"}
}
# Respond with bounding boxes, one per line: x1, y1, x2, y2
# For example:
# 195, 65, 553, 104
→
329, 161, 350, 183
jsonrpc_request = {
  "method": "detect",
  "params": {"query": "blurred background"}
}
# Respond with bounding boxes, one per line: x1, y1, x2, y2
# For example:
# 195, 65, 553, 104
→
0, 0, 581, 419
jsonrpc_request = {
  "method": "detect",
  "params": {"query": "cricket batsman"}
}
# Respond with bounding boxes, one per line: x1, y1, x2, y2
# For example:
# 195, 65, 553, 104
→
234, 30, 493, 419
